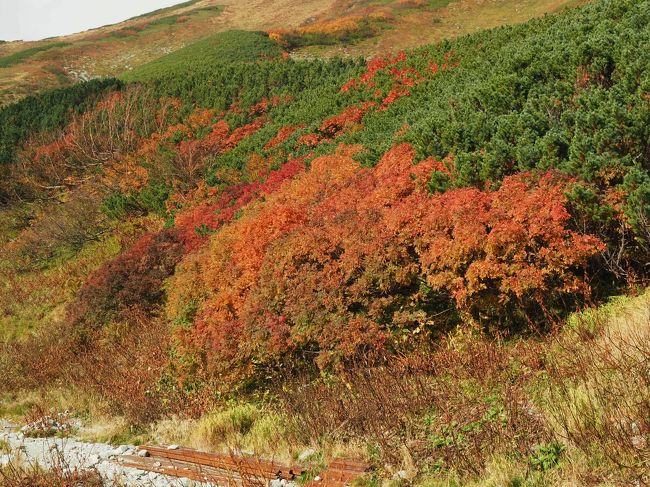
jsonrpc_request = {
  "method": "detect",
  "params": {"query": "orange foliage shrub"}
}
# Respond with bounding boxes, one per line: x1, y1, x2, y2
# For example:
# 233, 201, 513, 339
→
173, 156, 306, 253
131, 107, 267, 192
168, 144, 603, 384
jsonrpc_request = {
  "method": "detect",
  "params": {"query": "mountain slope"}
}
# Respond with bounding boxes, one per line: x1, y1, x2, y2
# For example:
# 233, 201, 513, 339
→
0, 0, 590, 105
0, 0, 648, 484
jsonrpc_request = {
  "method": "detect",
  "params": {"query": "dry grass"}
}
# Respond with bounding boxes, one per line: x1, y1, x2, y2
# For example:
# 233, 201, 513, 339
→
543, 290, 650, 484
0, 0, 328, 105
276, 329, 549, 477
191, 404, 292, 458
0, 450, 103, 487
1, 290, 647, 485
0, 212, 154, 341
293, 0, 592, 57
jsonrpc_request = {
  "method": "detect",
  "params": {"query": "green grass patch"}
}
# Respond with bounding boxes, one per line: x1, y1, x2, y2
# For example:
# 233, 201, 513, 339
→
128, 0, 203, 21
425, 0, 456, 9
565, 294, 634, 335
0, 42, 71, 69
0, 393, 36, 419
193, 403, 288, 454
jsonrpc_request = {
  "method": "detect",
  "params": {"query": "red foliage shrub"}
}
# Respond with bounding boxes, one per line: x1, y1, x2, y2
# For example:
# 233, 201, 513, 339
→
225, 117, 267, 150
67, 229, 184, 335
296, 133, 322, 148
249, 95, 291, 116
340, 50, 458, 110
264, 125, 303, 150
170, 144, 603, 383
174, 156, 306, 253
318, 102, 375, 138
380, 85, 411, 109
293, 103, 374, 151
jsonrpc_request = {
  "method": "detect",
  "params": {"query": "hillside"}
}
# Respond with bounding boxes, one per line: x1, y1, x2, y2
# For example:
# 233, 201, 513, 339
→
0, 0, 589, 105
0, 0, 649, 485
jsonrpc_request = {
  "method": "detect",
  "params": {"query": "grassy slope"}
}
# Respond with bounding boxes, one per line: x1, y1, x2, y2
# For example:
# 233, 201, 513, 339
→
0, 0, 589, 105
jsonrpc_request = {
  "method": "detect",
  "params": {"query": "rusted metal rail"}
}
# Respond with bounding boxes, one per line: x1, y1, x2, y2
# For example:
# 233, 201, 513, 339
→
114, 444, 370, 486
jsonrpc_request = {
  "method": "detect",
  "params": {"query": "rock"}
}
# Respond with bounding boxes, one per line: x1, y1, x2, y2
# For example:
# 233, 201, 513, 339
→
114, 445, 129, 455
167, 444, 180, 450
0, 454, 12, 466
298, 448, 317, 462
137, 449, 150, 457
99, 450, 113, 460
631, 435, 647, 450
314, 476, 322, 481
153, 461, 162, 468
87, 454, 100, 467
393, 470, 408, 480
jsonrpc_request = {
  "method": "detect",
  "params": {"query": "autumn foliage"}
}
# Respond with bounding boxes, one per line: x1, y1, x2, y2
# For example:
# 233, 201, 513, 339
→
1, 4, 650, 483
167, 144, 604, 383
67, 229, 184, 336
269, 12, 389, 48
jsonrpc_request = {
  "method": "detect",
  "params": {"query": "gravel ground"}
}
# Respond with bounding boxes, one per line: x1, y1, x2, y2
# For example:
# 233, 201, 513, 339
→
0, 421, 213, 486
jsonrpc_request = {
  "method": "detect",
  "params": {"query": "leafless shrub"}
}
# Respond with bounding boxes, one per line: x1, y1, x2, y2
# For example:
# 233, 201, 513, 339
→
279, 334, 549, 475
63, 315, 174, 425
13, 187, 108, 265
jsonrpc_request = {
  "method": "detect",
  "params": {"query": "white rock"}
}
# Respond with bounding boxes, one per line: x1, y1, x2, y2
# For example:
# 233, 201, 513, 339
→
87, 454, 100, 467
114, 445, 129, 455
137, 449, 150, 457
167, 444, 180, 450
394, 470, 408, 479
314, 476, 322, 481
298, 448, 317, 462
153, 461, 162, 468
98, 450, 113, 460
0, 454, 12, 466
